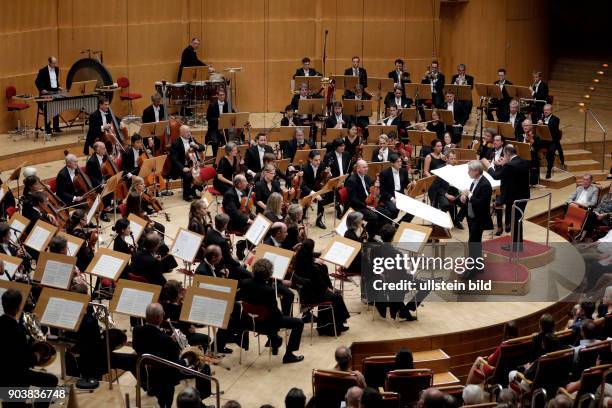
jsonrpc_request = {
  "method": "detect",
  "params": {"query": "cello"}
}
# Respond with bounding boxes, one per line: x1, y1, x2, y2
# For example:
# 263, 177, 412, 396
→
101, 154, 129, 202
138, 148, 167, 192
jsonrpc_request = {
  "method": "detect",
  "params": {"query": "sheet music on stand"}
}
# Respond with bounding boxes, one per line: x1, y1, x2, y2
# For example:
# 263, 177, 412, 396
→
170, 228, 204, 263
293, 76, 323, 93
330, 75, 358, 90
23, 220, 57, 252
250, 244, 294, 280
34, 287, 89, 331
139, 121, 169, 138
86, 195, 101, 225
7, 213, 29, 242
245, 214, 273, 245
55, 232, 84, 257
297, 99, 324, 117
34, 251, 76, 290
192, 275, 238, 295
127, 214, 148, 242
393, 222, 432, 253
320, 236, 361, 268
0, 253, 23, 281
394, 191, 453, 229
335, 208, 355, 237
85, 247, 131, 282
110, 279, 161, 318
180, 286, 237, 329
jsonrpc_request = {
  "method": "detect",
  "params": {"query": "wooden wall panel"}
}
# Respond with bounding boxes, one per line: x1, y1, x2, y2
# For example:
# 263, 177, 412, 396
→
0, 0, 550, 132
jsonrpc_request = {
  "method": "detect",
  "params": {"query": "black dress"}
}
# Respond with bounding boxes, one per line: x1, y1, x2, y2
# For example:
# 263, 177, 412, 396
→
426, 121, 446, 140
213, 156, 237, 194
427, 153, 446, 175
293, 255, 350, 336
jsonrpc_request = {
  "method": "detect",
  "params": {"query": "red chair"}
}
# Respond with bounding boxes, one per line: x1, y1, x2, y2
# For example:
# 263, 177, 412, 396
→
338, 187, 349, 205
117, 77, 142, 117
5, 86, 29, 134
549, 203, 588, 242
239, 302, 274, 368
127, 273, 148, 283
47, 178, 58, 193
118, 203, 128, 218
6, 207, 16, 218
200, 166, 222, 207
384, 369, 433, 408
312, 369, 359, 408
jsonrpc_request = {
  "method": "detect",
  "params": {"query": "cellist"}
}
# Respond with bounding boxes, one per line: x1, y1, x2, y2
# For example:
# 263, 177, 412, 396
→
121, 134, 145, 183
379, 153, 414, 223
55, 153, 86, 208
222, 175, 253, 235
85, 141, 112, 222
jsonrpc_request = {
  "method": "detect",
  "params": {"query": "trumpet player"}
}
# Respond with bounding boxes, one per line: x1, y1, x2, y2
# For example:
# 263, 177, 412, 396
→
451, 63, 474, 112
530, 70, 549, 119
421, 60, 445, 108
0, 289, 59, 403
487, 68, 513, 122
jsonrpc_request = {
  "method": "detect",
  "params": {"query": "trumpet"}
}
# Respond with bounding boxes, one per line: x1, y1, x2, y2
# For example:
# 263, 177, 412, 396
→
454, 75, 467, 85
424, 66, 439, 81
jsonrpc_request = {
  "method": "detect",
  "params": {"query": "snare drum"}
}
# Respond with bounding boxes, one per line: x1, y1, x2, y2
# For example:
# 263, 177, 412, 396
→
168, 82, 189, 101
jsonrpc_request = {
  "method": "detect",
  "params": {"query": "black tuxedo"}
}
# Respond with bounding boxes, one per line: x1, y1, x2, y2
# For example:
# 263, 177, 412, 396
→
466, 176, 493, 275
445, 102, 468, 126
324, 151, 352, 177
532, 80, 549, 113
345, 173, 380, 238
326, 114, 349, 129
85, 109, 113, 154
178, 45, 205, 82
222, 188, 250, 233
488, 80, 513, 122
385, 96, 412, 109
142, 104, 165, 123
544, 114, 564, 173
293, 68, 319, 78
421, 73, 446, 108
244, 144, 274, 174
206, 100, 232, 134
388, 70, 410, 86
131, 248, 166, 285
379, 167, 409, 203
35, 65, 60, 92
509, 112, 527, 139
55, 166, 78, 205
487, 156, 530, 244
121, 147, 141, 177
85, 154, 106, 188
371, 147, 392, 163
280, 116, 301, 127
204, 229, 241, 270
344, 67, 368, 88
169, 137, 205, 199
300, 164, 319, 197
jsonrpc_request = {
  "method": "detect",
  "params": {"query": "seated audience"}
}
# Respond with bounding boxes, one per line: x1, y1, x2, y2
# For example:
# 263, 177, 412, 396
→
566, 174, 599, 208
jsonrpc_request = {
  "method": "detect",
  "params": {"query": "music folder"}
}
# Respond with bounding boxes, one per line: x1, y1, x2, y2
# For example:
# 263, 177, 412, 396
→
367, 77, 394, 95
343, 99, 372, 118
297, 99, 324, 117
250, 244, 295, 280
219, 112, 250, 130
7, 212, 30, 242
23, 220, 57, 252
245, 214, 273, 245
85, 247, 131, 282
320, 236, 361, 268
170, 228, 204, 263
139, 121, 169, 138
393, 223, 432, 253
330, 75, 358, 91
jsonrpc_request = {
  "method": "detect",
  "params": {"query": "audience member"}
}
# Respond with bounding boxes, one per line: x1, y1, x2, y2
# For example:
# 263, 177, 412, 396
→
334, 345, 366, 388
462, 384, 483, 405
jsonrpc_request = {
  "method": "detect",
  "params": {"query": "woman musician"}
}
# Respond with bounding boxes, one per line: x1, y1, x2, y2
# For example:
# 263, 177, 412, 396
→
112, 218, 134, 279
283, 204, 306, 251
344, 211, 367, 276
0, 222, 30, 278
263, 192, 284, 223
188, 200, 211, 260
254, 164, 293, 214
344, 123, 363, 157
213, 142, 242, 195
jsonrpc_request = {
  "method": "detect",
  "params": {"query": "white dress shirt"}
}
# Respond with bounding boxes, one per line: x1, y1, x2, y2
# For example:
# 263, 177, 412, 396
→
544, 115, 550, 125
353, 68, 359, 77
498, 80, 505, 89
99, 109, 108, 131
336, 152, 344, 176
392, 168, 401, 191
48, 66, 58, 89
378, 148, 389, 162
67, 167, 75, 181
359, 175, 368, 195
181, 137, 190, 154
258, 146, 266, 168
395, 97, 403, 107
96, 154, 104, 167
385, 116, 395, 126
218, 101, 225, 113
153, 105, 160, 122
509, 113, 517, 127
576, 189, 590, 206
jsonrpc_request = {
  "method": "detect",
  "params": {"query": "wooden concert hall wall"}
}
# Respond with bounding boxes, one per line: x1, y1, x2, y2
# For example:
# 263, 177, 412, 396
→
0, 0, 549, 133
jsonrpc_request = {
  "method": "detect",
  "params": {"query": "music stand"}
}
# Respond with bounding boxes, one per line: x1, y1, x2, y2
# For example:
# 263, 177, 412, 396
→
407, 130, 437, 147
181, 66, 209, 83
139, 121, 169, 138
214, 144, 248, 165
275, 158, 290, 174
534, 124, 553, 141
8, 212, 30, 242
325, 128, 348, 143
366, 161, 391, 180
293, 149, 324, 166
393, 222, 432, 253
423, 109, 454, 125
250, 244, 295, 280
34, 287, 89, 331
34, 251, 76, 290
368, 125, 397, 140
443, 85, 472, 101
452, 148, 478, 163
127, 214, 148, 243
244, 214, 272, 245
8, 161, 27, 199
293, 76, 323, 93
110, 279, 161, 318
0, 280, 30, 318
474, 83, 502, 100
343, 99, 372, 118
367, 77, 394, 122
498, 122, 516, 139
407, 175, 437, 199
0, 253, 23, 281
297, 99, 324, 117
399, 107, 418, 124
320, 236, 361, 268
170, 228, 204, 264
101, 171, 123, 198
24, 220, 57, 252
68, 80, 98, 97
318, 175, 348, 237
85, 247, 131, 282
55, 232, 84, 257
335, 208, 355, 237
219, 113, 250, 132
514, 142, 531, 160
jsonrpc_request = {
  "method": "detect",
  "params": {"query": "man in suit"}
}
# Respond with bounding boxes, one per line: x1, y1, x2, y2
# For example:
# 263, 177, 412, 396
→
131, 233, 167, 285
299, 150, 330, 229
203, 214, 251, 282
381, 104, 402, 132
444, 90, 468, 144
567, 174, 599, 208
451, 63, 475, 114
222, 175, 253, 234
55, 153, 85, 207
244, 133, 274, 178
293, 57, 319, 78
260, 222, 295, 317
169, 125, 205, 201
85, 141, 111, 222
371, 134, 391, 162
283, 127, 312, 162
326, 102, 349, 129
177, 37, 210, 82
421, 60, 445, 108
508, 100, 526, 139
459, 161, 493, 277
142, 93, 165, 124
35, 56, 61, 135
530, 71, 549, 118
540, 104, 564, 178
386, 86, 413, 110
482, 145, 530, 251
388, 58, 411, 89
345, 159, 381, 240
345, 84, 372, 133
324, 138, 352, 215
379, 153, 414, 223
132, 303, 211, 407
488, 68, 513, 122
85, 97, 111, 155
121, 134, 144, 181
344, 56, 368, 88
205, 89, 234, 157
0, 289, 58, 406
240, 258, 304, 364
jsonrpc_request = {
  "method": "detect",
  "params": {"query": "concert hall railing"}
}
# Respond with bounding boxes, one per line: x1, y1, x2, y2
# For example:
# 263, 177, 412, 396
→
583, 108, 608, 170
135, 354, 221, 408
510, 192, 553, 265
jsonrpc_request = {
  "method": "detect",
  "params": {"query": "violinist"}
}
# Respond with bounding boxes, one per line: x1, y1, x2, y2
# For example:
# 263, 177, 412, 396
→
0, 222, 30, 278
281, 104, 301, 127
426, 109, 446, 140
85, 96, 126, 155
222, 175, 253, 234
283, 204, 305, 251
169, 125, 205, 201
244, 133, 274, 178
203, 213, 251, 282
113, 218, 135, 256
131, 232, 167, 286
477, 128, 496, 160
379, 153, 413, 223
344, 211, 366, 276
188, 199, 210, 238
121, 134, 145, 182
22, 191, 55, 234
213, 142, 241, 195
343, 123, 363, 157
255, 165, 291, 214
263, 192, 284, 222
55, 154, 86, 208
423, 138, 446, 178
65, 209, 95, 272
372, 134, 391, 162
300, 150, 330, 229
126, 176, 167, 238
85, 141, 111, 222
283, 127, 312, 163
206, 89, 234, 156
345, 160, 380, 240
326, 102, 349, 129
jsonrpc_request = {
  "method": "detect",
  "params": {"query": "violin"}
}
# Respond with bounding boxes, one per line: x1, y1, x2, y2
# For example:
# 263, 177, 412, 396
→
313, 156, 332, 191
142, 191, 170, 222
365, 174, 380, 207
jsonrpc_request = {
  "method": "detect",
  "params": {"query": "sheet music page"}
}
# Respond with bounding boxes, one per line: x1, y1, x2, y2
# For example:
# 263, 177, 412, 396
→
10, 220, 25, 241
129, 220, 144, 241
86, 196, 100, 224
25, 226, 51, 251
116, 287, 154, 317
323, 241, 356, 266
432, 163, 500, 190
199, 282, 231, 293
41, 260, 73, 289
91, 254, 123, 279
245, 216, 269, 245
394, 192, 453, 229
262, 252, 290, 280
189, 295, 227, 328
171, 230, 200, 262
335, 209, 354, 237
66, 241, 79, 257
397, 229, 427, 253
1, 261, 19, 279
41, 297, 82, 330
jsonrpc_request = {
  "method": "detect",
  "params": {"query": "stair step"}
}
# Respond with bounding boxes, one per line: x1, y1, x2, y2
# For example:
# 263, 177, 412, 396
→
413, 349, 450, 373
573, 169, 609, 182
539, 169, 576, 189
563, 149, 594, 161
565, 159, 602, 172
433, 371, 460, 386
